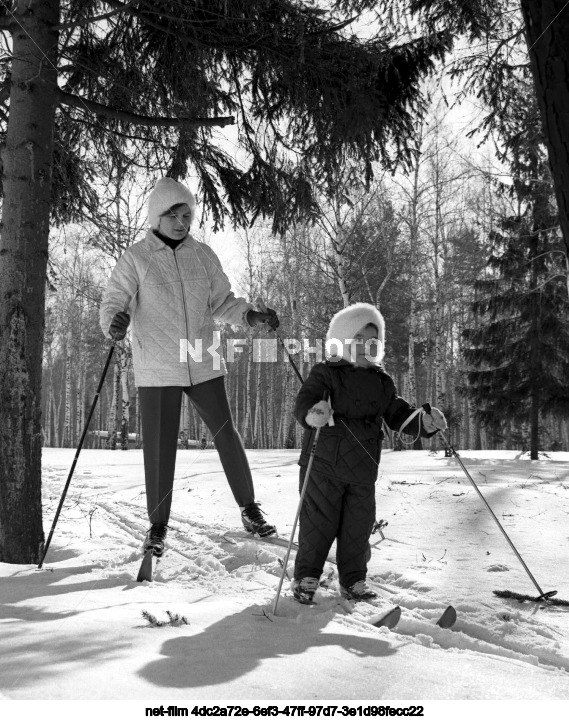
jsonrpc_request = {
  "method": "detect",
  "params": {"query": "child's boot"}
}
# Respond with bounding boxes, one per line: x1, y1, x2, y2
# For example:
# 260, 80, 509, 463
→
292, 577, 320, 605
341, 580, 379, 601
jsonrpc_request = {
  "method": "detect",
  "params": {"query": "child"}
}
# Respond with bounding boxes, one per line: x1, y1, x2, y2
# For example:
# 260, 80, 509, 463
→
292, 303, 447, 604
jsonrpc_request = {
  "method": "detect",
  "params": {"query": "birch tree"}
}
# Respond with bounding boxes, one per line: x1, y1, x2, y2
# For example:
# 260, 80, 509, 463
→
119, 346, 131, 450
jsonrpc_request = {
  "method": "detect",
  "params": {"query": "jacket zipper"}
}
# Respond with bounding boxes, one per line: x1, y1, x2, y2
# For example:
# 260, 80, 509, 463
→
173, 248, 193, 385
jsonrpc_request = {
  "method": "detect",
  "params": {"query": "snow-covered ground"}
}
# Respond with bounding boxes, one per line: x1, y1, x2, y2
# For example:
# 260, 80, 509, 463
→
1, 447, 569, 712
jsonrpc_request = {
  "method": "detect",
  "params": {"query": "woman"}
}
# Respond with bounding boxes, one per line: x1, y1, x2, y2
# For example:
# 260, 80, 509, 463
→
100, 177, 279, 557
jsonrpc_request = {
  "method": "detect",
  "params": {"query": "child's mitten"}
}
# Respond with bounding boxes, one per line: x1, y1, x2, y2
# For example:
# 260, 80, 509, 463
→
305, 400, 334, 428
422, 406, 447, 432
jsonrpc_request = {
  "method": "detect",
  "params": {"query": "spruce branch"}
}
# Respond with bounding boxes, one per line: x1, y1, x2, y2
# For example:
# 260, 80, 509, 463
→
54, 1, 139, 31
142, 609, 189, 627
104, 0, 189, 41
56, 89, 235, 129
142, 610, 161, 626
166, 611, 189, 626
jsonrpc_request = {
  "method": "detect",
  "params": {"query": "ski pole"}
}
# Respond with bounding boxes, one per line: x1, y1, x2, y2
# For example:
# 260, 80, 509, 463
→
272, 392, 330, 615
38, 341, 117, 569
256, 297, 304, 384
424, 403, 557, 602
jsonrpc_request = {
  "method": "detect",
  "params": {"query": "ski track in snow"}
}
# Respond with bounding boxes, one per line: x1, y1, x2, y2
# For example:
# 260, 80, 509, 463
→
73, 491, 569, 676
20, 448, 568, 702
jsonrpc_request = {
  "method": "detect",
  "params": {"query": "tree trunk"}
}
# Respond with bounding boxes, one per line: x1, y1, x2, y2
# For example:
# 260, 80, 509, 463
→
80, 362, 87, 441
266, 366, 274, 449
287, 366, 297, 448
63, 329, 73, 447
528, 206, 545, 461
281, 369, 293, 448
432, 170, 446, 414
108, 360, 120, 450
521, 0, 569, 285
75, 321, 84, 445
45, 379, 52, 448
54, 382, 63, 448
407, 156, 422, 450
252, 358, 261, 448
462, 395, 469, 449
0, 0, 60, 562
98, 390, 103, 449
334, 233, 351, 307
119, 348, 130, 450
44, 344, 53, 447
258, 386, 266, 449
242, 329, 253, 446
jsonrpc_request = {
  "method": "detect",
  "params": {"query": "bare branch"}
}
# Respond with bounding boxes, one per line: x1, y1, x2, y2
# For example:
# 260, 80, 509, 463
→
307, 15, 361, 36
56, 89, 235, 129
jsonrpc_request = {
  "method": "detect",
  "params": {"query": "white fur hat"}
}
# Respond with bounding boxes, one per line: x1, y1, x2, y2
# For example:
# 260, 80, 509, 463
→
148, 177, 196, 229
326, 302, 385, 364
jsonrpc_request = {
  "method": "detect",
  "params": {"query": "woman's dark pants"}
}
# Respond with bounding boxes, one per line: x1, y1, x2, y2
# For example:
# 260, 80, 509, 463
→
138, 378, 255, 524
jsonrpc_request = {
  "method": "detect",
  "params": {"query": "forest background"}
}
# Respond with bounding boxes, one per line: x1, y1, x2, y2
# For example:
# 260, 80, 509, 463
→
46, 92, 514, 456
43, 69, 569, 458
2, 1, 569, 564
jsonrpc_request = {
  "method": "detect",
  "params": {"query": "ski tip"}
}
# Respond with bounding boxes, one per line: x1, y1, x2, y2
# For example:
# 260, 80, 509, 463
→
136, 550, 154, 582
371, 605, 401, 629
436, 605, 457, 629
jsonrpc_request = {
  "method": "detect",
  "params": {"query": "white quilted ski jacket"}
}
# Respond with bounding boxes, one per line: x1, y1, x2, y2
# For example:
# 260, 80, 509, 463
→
100, 230, 253, 387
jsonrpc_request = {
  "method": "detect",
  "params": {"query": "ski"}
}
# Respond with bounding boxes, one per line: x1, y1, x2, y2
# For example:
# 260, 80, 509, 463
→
371, 605, 401, 629
222, 531, 337, 565
369, 605, 456, 631
137, 523, 168, 582
222, 530, 299, 552
436, 605, 457, 628
136, 550, 154, 582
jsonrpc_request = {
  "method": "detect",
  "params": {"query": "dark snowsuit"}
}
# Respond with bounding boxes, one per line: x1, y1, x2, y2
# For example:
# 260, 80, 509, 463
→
294, 359, 435, 589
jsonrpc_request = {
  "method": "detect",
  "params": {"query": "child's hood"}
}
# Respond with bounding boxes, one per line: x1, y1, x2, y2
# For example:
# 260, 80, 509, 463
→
326, 302, 385, 364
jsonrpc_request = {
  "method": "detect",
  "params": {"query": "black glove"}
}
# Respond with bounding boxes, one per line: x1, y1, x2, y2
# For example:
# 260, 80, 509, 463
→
109, 312, 130, 340
247, 307, 280, 331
